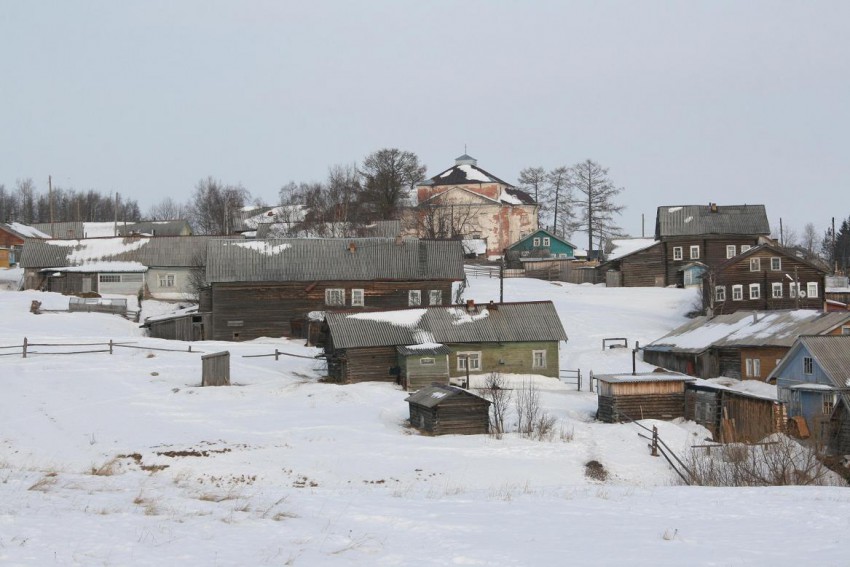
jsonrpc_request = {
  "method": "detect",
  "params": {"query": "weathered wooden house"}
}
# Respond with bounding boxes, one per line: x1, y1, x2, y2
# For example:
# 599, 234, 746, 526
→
643, 310, 850, 380
396, 344, 451, 391
204, 237, 464, 341
19, 235, 226, 298
769, 335, 850, 440
405, 384, 491, 435
597, 238, 664, 287
322, 301, 568, 387
828, 395, 850, 455
410, 154, 538, 258
0, 223, 49, 268
684, 378, 786, 443
142, 307, 212, 341
595, 371, 694, 423
704, 243, 827, 315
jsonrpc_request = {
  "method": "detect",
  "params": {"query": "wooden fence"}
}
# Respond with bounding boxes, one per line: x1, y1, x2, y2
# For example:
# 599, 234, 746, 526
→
0, 337, 203, 358
464, 263, 599, 284
68, 297, 127, 315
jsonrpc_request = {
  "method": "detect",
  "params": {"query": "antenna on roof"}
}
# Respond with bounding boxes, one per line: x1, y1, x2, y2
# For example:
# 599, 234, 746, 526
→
464, 143, 467, 154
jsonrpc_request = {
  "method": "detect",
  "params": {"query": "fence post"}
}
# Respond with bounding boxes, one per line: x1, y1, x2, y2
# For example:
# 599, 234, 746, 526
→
109, 340, 113, 355
651, 426, 659, 457
23, 337, 27, 358
275, 349, 280, 361
578, 369, 582, 391
188, 345, 192, 353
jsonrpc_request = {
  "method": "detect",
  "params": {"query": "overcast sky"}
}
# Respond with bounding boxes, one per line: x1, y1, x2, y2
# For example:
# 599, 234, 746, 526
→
2, 1, 848, 238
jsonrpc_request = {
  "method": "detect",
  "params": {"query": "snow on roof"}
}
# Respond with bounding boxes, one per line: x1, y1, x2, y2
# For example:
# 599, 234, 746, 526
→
606, 238, 657, 261
694, 377, 779, 401
82, 222, 124, 237
348, 308, 428, 328
43, 261, 148, 273
498, 190, 523, 205
458, 164, 491, 183
228, 241, 292, 255
789, 383, 836, 391
7, 222, 50, 239
47, 237, 151, 264
462, 239, 487, 255
143, 305, 198, 323
447, 306, 489, 324
596, 372, 694, 383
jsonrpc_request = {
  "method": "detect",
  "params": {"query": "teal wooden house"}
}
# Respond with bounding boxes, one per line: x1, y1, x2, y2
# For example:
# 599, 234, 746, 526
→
507, 229, 576, 260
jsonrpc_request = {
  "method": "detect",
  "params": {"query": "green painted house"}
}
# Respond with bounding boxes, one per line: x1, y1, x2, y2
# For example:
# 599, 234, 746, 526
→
508, 229, 576, 260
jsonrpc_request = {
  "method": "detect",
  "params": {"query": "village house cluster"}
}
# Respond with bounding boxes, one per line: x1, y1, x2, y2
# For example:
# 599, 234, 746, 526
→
2, 154, 848, 445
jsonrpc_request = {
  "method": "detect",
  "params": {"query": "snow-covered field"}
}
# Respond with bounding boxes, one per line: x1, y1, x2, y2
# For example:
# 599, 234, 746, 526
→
1, 272, 848, 566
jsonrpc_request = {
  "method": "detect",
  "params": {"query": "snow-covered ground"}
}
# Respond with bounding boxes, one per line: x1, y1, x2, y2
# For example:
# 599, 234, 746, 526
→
1, 271, 847, 565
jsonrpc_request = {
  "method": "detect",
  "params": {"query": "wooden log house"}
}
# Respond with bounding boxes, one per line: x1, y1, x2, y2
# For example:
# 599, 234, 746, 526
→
204, 238, 465, 341
595, 371, 694, 423
405, 384, 491, 435
684, 379, 786, 443
322, 300, 568, 387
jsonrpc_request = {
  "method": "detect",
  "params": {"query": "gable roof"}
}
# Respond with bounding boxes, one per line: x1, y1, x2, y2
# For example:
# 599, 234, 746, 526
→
31, 220, 191, 238
19, 236, 229, 269
325, 301, 568, 349
1, 223, 51, 240
655, 205, 770, 238
405, 384, 490, 408
422, 161, 513, 188
605, 238, 658, 261
645, 310, 850, 354
712, 242, 828, 275
508, 229, 577, 251
205, 238, 464, 283
768, 335, 850, 387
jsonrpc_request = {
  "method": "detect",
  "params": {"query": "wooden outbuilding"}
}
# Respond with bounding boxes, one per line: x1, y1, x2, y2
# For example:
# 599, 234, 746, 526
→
143, 309, 212, 341
684, 378, 786, 443
405, 384, 491, 435
595, 371, 694, 423
396, 344, 451, 391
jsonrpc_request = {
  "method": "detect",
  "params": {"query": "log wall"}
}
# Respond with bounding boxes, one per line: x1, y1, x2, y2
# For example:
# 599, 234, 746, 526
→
597, 393, 685, 423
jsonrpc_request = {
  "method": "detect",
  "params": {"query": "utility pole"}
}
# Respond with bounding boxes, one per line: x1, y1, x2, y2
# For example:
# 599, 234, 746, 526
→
48, 175, 54, 225
499, 249, 505, 303
113, 192, 119, 236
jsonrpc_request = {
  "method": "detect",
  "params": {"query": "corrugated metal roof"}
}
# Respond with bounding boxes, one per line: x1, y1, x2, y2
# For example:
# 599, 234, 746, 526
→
205, 238, 464, 283
798, 335, 850, 386
19, 236, 232, 268
404, 384, 489, 408
655, 205, 770, 238
32, 220, 190, 238
326, 301, 568, 349
595, 372, 694, 384
645, 310, 850, 354
396, 344, 451, 356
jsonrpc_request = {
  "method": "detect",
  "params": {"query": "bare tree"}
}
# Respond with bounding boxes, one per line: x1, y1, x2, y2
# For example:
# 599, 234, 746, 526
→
518, 166, 547, 226
146, 197, 191, 221
478, 372, 512, 437
801, 222, 819, 257
359, 148, 426, 219
189, 177, 250, 235
414, 193, 483, 239
545, 166, 577, 238
569, 160, 625, 253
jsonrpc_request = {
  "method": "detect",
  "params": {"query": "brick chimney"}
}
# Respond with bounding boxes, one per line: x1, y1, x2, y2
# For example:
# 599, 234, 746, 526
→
466, 299, 475, 313
710, 202, 718, 213
348, 241, 357, 254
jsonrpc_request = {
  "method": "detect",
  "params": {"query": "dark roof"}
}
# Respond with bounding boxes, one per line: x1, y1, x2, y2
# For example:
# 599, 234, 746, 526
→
508, 229, 577, 251
405, 384, 490, 408
326, 301, 568, 349
713, 243, 828, 275
31, 220, 191, 238
205, 238, 465, 283
19, 236, 230, 268
655, 205, 770, 238
422, 162, 514, 188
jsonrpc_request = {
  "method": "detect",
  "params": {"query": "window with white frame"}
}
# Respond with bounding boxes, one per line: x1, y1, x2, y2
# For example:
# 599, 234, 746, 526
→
806, 282, 818, 298
689, 245, 700, 259
789, 283, 798, 298
803, 356, 813, 375
749, 283, 760, 300
542, 237, 551, 247
99, 275, 121, 283
533, 237, 541, 247
456, 351, 481, 371
772, 282, 783, 298
726, 245, 737, 259
325, 288, 345, 306
745, 358, 761, 378
408, 290, 422, 306
532, 350, 547, 369
732, 285, 743, 301
429, 290, 442, 306
351, 288, 364, 307
823, 393, 836, 415
673, 246, 683, 260
715, 286, 726, 302
741, 245, 751, 253
158, 274, 175, 288
771, 257, 781, 271
750, 257, 761, 272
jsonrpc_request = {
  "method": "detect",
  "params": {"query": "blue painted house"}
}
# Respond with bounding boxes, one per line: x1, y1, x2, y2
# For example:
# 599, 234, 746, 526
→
507, 229, 576, 261
769, 335, 850, 436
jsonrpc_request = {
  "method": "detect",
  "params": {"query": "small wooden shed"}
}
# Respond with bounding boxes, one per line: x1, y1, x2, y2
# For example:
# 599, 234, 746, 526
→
596, 371, 694, 423
406, 384, 490, 435
684, 378, 786, 443
396, 344, 450, 391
